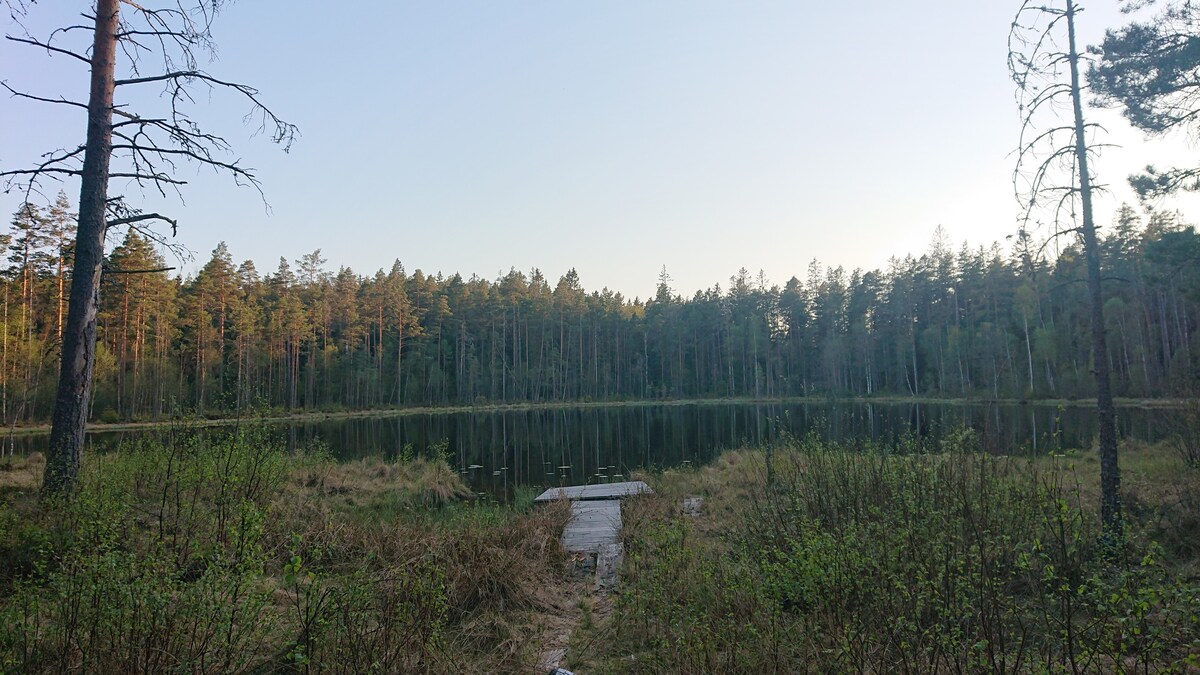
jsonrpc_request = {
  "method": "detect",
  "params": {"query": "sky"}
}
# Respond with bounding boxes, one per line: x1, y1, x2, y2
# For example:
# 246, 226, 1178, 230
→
2, 1, 1199, 300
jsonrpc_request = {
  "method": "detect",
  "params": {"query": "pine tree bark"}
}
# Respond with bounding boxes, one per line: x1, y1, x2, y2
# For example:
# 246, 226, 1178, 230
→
43, 0, 119, 495
1067, 0, 1121, 532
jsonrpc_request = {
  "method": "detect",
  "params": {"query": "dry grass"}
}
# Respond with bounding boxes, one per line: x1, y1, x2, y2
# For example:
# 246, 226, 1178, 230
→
264, 452, 575, 670
0, 452, 42, 494
0, 437, 577, 673
1013, 441, 1200, 569
597, 440, 1200, 672
283, 454, 476, 521
643, 441, 1200, 552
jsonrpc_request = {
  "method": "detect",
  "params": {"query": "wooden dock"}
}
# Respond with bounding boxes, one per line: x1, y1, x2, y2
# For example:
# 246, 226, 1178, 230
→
533, 480, 651, 504
535, 481, 652, 672
534, 481, 652, 553
561, 500, 622, 552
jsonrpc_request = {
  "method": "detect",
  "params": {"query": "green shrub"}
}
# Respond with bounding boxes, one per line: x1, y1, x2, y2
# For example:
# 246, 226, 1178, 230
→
0, 423, 573, 673
0, 424, 284, 673
607, 443, 1200, 672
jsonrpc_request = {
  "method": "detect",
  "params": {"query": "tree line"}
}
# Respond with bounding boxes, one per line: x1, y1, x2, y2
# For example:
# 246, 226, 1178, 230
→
1, 200, 1196, 425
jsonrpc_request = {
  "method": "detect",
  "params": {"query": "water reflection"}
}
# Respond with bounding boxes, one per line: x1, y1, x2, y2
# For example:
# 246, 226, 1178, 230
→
3, 401, 1175, 496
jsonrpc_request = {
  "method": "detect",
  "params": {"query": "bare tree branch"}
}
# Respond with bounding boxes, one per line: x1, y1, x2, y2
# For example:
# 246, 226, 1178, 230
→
102, 265, 176, 274
0, 81, 87, 109
1010, 0, 1123, 535
114, 69, 297, 150
109, 172, 187, 185
0, 167, 82, 179
105, 211, 178, 230
5, 35, 90, 63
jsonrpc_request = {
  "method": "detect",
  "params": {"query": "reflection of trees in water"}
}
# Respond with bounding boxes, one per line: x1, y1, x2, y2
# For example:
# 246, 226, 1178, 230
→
7, 402, 1174, 493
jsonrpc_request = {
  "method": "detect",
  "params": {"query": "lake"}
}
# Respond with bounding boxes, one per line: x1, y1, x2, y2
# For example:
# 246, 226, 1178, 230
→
3, 400, 1176, 496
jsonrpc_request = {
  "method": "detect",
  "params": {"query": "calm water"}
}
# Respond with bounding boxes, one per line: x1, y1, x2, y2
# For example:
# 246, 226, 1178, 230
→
4, 401, 1174, 496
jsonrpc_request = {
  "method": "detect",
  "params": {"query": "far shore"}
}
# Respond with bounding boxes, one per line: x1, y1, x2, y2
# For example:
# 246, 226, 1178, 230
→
2, 394, 1192, 437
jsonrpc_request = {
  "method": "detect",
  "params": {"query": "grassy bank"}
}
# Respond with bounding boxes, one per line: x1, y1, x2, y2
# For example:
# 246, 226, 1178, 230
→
4, 426, 1200, 672
0, 426, 571, 672
571, 435, 1200, 672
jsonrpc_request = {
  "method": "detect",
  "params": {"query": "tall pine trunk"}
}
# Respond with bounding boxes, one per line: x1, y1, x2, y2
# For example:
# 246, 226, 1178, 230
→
43, 0, 119, 495
1067, 0, 1121, 532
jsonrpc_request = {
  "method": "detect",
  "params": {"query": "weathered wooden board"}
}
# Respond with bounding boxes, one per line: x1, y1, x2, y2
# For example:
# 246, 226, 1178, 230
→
561, 500, 622, 553
595, 542, 623, 591
534, 480, 652, 503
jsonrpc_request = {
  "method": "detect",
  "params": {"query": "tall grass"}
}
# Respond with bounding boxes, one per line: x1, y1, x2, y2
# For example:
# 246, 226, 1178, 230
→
605, 435, 1200, 673
1167, 398, 1200, 468
0, 423, 571, 673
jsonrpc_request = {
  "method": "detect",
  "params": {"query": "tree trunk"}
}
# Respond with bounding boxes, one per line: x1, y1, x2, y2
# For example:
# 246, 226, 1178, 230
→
1023, 312, 1034, 393
1067, 0, 1121, 533
43, 0, 119, 495
57, 250, 65, 342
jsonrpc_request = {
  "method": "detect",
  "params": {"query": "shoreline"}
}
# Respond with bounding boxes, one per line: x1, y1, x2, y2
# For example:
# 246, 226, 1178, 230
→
1, 394, 1192, 437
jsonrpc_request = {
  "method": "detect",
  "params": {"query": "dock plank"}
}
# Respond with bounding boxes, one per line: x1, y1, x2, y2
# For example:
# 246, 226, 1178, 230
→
561, 500, 622, 552
534, 480, 651, 503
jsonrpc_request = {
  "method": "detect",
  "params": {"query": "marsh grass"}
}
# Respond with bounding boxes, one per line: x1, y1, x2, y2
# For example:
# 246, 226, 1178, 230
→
0, 423, 571, 673
600, 435, 1200, 673
1166, 398, 1200, 468
0, 453, 43, 495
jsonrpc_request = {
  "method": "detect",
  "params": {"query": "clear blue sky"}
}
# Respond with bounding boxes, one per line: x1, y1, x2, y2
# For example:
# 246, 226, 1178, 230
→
2, 2, 1197, 299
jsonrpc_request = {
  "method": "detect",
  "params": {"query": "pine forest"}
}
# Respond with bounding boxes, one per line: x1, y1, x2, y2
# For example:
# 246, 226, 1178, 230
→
3, 196, 1197, 426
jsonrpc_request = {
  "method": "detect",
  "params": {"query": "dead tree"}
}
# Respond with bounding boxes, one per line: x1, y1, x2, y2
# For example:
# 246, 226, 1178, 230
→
1010, 0, 1122, 536
1, 1, 296, 496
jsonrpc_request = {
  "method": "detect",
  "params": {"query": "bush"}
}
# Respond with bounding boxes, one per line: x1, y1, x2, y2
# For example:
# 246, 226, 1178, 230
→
607, 442, 1200, 672
0, 423, 571, 673
0, 425, 284, 672
1167, 399, 1200, 468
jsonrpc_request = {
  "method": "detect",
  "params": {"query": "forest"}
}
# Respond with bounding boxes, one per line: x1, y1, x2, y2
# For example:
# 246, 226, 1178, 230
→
3, 1, 1200, 670
3, 195, 1197, 426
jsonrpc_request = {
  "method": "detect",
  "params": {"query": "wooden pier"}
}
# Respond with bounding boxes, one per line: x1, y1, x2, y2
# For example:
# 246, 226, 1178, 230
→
534, 481, 651, 673
534, 481, 651, 553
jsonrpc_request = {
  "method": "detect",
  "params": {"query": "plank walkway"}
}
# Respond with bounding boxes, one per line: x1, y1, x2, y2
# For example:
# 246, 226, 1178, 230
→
562, 500, 622, 552
533, 480, 651, 503
535, 481, 652, 673
534, 481, 653, 554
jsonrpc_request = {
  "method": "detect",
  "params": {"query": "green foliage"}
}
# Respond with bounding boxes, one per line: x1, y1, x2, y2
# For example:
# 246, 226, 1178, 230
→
0, 425, 569, 672
5, 194, 1200, 427
1090, 3, 1200, 199
0, 425, 283, 672
276, 532, 449, 672
618, 520, 786, 672
606, 444, 1200, 672
1167, 398, 1200, 468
